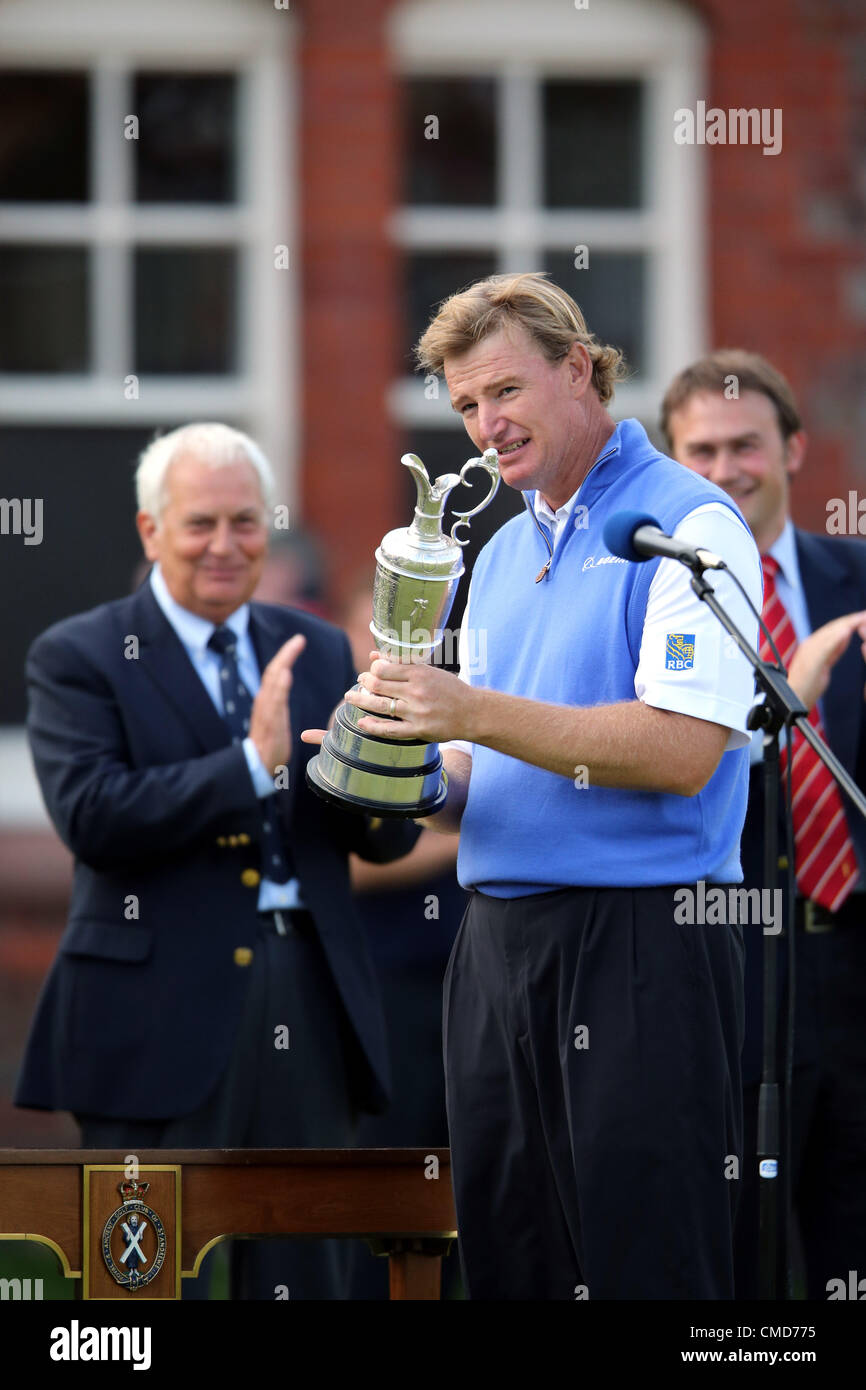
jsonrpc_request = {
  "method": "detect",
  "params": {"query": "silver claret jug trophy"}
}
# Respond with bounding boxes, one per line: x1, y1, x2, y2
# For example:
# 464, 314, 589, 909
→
306, 447, 500, 817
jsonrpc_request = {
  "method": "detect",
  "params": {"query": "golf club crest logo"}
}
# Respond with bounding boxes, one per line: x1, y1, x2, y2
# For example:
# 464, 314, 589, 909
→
101, 1178, 167, 1291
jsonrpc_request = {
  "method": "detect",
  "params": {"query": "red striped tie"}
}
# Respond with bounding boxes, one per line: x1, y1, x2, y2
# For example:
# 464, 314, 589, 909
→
760, 554, 859, 911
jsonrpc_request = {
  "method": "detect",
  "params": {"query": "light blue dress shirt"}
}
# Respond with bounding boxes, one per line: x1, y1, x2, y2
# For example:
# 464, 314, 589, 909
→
149, 565, 303, 909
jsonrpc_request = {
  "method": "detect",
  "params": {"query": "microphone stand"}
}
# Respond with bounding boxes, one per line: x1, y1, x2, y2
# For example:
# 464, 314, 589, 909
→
688, 565, 866, 1300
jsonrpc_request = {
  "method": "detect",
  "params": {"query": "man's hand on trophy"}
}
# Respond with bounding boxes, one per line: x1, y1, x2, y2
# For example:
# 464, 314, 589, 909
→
299, 701, 341, 749
250, 634, 306, 773
341, 650, 480, 743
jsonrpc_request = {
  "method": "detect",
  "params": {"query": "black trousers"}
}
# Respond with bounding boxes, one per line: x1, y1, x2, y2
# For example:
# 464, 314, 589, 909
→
735, 903, 866, 1300
77, 912, 360, 1300
443, 886, 745, 1300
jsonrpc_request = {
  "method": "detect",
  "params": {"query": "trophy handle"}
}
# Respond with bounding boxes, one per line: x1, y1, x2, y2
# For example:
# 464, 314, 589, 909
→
449, 448, 500, 546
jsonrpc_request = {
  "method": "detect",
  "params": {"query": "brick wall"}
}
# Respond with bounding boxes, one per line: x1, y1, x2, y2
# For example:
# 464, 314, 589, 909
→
300, 0, 404, 603
297, 0, 866, 598
697, 0, 866, 526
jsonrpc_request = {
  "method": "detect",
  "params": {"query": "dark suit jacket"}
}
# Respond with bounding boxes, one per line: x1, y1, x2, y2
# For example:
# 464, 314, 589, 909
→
740, 530, 866, 1084
14, 582, 418, 1120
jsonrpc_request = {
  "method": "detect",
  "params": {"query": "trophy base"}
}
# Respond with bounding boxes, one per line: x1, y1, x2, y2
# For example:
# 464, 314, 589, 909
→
305, 698, 448, 818
305, 754, 448, 819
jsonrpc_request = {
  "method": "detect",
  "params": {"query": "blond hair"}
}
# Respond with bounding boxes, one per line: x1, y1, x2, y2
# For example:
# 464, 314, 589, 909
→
414, 271, 627, 405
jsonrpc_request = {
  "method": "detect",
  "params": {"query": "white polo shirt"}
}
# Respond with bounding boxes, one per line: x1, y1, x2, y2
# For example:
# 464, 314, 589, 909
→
448, 491, 762, 758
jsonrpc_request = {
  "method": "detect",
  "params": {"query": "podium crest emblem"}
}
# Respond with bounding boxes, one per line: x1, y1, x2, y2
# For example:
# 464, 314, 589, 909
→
101, 1178, 167, 1291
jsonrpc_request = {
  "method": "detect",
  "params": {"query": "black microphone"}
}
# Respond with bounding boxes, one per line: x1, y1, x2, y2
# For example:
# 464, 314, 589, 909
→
602, 510, 726, 572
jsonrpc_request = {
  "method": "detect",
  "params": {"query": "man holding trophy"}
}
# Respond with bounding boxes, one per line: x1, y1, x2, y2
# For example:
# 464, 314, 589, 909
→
304, 272, 763, 1299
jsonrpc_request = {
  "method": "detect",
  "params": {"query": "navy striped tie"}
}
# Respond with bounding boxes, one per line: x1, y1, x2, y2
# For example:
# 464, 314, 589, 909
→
208, 625, 296, 885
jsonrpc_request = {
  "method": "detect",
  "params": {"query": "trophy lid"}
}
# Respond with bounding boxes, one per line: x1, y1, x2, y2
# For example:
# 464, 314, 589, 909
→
404, 454, 462, 537
375, 449, 500, 580
378, 450, 500, 581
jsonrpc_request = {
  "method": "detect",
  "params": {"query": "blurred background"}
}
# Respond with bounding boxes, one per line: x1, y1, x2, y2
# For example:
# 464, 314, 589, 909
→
1, 0, 864, 1162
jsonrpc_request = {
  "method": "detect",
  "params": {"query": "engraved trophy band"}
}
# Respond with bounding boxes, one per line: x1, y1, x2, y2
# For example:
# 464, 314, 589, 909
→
306, 447, 500, 817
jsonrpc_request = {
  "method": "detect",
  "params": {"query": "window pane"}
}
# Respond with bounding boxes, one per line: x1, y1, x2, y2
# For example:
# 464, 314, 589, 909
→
404, 252, 496, 368
134, 247, 238, 374
543, 81, 642, 209
0, 71, 89, 202
544, 250, 646, 377
403, 78, 496, 206
0, 246, 89, 372
0, 425, 171, 725
134, 73, 237, 203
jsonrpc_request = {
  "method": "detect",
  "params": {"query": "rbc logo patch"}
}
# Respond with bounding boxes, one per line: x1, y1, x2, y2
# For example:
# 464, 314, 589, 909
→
665, 634, 695, 670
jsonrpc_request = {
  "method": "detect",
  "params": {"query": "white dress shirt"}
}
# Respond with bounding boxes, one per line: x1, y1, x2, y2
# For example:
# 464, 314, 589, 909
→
149, 565, 303, 909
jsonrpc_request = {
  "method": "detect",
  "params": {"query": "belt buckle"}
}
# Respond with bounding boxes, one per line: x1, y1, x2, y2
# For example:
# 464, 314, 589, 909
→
803, 900, 833, 934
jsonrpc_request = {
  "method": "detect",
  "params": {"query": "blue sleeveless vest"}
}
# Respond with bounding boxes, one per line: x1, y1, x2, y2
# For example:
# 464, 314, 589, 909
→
457, 418, 751, 896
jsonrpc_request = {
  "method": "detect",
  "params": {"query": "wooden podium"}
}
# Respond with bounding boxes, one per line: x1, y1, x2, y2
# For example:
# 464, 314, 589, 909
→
0, 1148, 457, 1300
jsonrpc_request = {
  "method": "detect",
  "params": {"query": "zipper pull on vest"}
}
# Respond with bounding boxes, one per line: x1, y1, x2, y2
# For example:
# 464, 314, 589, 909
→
535, 561, 551, 583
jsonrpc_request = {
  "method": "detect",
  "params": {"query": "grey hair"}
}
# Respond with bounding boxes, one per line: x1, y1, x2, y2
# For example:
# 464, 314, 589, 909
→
135, 422, 276, 523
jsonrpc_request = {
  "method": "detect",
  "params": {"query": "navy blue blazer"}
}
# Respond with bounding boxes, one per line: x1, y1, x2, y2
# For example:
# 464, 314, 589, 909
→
740, 530, 866, 1084
14, 582, 418, 1120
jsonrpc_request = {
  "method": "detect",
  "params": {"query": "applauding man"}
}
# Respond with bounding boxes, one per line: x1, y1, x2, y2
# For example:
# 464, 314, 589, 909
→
17, 421, 418, 1300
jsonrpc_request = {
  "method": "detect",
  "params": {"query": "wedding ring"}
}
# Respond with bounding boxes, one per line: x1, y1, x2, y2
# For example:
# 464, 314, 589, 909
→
389, 697, 397, 718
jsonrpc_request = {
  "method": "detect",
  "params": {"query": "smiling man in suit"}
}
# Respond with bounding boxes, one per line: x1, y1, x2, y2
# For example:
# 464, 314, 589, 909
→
662, 353, 866, 1299
15, 421, 418, 1300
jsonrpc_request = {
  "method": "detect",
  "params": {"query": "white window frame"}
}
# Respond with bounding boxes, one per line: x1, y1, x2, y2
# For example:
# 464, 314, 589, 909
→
0, 0, 296, 480
387, 0, 707, 429
0, 0, 296, 825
